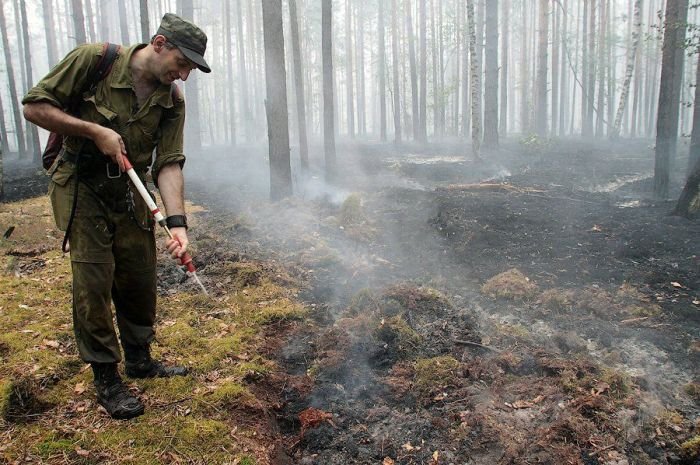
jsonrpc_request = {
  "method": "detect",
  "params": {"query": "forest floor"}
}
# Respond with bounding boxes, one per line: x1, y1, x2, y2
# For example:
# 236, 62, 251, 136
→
0, 137, 699, 465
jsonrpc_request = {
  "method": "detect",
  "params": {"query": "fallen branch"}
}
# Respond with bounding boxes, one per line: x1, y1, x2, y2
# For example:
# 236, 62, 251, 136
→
452, 339, 502, 353
620, 316, 648, 325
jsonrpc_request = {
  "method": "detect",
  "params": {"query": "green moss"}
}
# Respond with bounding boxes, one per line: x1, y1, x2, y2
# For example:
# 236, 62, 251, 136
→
481, 268, 538, 300
339, 194, 366, 226
681, 436, 700, 459
375, 315, 422, 358
0, 377, 11, 419
254, 299, 307, 324
238, 455, 257, 465
347, 289, 380, 316
206, 381, 254, 409
413, 356, 461, 397
600, 368, 632, 399
36, 437, 74, 458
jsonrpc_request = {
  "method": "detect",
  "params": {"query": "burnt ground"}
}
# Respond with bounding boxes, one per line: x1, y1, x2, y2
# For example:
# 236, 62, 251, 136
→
4, 138, 699, 464
182, 137, 699, 465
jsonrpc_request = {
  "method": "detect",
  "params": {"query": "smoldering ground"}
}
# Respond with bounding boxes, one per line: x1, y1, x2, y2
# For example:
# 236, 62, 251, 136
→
183, 136, 699, 465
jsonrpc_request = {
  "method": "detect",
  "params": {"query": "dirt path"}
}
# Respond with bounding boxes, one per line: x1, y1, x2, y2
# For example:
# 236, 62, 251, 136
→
186, 139, 699, 465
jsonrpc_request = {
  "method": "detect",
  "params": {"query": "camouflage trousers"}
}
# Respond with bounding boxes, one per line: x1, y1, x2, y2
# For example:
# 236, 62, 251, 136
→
49, 155, 157, 363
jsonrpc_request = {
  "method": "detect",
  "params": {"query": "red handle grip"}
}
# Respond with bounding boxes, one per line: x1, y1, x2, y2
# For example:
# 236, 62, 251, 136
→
180, 251, 196, 273
122, 155, 133, 171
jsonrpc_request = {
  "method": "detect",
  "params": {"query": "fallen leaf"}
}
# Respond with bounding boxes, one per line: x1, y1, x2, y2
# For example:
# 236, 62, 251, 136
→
42, 339, 60, 349
671, 282, 683, 288
383, 459, 395, 465
75, 447, 89, 457
402, 443, 417, 452
74, 382, 87, 395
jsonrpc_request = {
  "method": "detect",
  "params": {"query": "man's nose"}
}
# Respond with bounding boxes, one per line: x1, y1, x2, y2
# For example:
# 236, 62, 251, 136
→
179, 69, 191, 81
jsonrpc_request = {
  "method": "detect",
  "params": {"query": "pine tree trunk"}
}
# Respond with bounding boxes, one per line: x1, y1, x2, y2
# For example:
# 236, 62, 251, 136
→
466, 0, 482, 158
437, 0, 445, 137
499, 0, 508, 135
611, 0, 641, 139
462, 0, 470, 137
43, 0, 58, 66
0, 91, 9, 156
19, 0, 41, 162
84, 0, 95, 43
0, 2, 26, 157
558, 0, 569, 135
70, 0, 87, 44
551, 0, 559, 136
262, 0, 292, 200
378, 0, 387, 141
118, 0, 129, 44
180, 0, 201, 151
418, 0, 427, 141
236, 0, 251, 142
519, 0, 529, 133
431, 0, 438, 137
140, 0, 149, 43
595, 0, 607, 137
535, 0, 548, 136
406, 0, 420, 140
655, 0, 689, 199
345, 0, 355, 137
482, 0, 498, 148
224, 0, 236, 145
289, 0, 308, 170
687, 49, 700, 176
322, 0, 337, 182
584, 0, 596, 136
356, 3, 366, 136
391, 0, 402, 142
673, 158, 700, 217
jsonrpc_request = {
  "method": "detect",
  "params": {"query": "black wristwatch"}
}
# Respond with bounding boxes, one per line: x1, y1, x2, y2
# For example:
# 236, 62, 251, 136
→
166, 215, 188, 230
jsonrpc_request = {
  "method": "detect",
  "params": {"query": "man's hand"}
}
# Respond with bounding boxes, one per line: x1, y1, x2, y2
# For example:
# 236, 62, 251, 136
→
91, 125, 127, 171
165, 227, 189, 261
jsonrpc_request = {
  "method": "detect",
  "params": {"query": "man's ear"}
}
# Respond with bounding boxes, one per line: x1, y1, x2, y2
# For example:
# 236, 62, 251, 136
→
152, 35, 167, 52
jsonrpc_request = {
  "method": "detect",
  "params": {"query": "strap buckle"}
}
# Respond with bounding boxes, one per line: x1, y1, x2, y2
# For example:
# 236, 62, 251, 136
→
106, 162, 121, 179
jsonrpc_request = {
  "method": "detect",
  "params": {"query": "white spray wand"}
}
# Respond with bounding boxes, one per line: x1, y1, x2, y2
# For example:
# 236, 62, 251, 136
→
123, 157, 208, 296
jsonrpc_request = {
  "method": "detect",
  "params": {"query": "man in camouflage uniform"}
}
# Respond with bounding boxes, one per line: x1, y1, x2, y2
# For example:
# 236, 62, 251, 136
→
22, 13, 211, 419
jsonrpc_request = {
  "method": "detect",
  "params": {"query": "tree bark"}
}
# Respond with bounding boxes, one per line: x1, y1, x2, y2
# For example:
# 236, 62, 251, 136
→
19, 0, 41, 162
180, 1, 202, 152
535, 0, 548, 136
140, 0, 150, 43
673, 157, 700, 217
356, 2, 366, 136
289, 0, 309, 170
551, 0, 559, 136
261, 0, 292, 200
0, 2, 26, 157
378, 0, 388, 141
224, 0, 236, 145
466, 0, 481, 158
499, 0, 508, 135
118, 0, 129, 44
418, 0, 427, 141
519, 0, 529, 133
391, 0, 402, 142
595, 0, 607, 137
654, 0, 689, 199
611, 0, 642, 139
42, 0, 58, 66
345, 0, 355, 137
406, 0, 420, 140
322, 0, 337, 182
482, 0, 498, 148
71, 0, 87, 44
236, 0, 251, 142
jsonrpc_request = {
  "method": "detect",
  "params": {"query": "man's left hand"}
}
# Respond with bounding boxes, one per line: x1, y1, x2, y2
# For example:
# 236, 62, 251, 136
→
165, 227, 189, 261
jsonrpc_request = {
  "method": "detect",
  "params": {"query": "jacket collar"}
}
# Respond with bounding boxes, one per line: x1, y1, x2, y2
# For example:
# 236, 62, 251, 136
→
109, 43, 175, 109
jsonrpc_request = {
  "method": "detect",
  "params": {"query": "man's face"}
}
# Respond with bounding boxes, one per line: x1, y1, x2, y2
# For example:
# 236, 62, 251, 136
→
154, 37, 197, 84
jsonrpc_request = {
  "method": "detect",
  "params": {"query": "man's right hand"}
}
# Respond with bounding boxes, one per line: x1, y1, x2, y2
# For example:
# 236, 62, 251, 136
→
91, 125, 127, 171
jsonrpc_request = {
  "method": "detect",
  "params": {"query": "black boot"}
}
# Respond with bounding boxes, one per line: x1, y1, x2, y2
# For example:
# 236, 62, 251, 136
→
123, 345, 189, 379
92, 363, 144, 419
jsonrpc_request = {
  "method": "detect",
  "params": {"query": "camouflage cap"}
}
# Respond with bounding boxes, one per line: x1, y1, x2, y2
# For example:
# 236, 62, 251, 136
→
156, 13, 211, 73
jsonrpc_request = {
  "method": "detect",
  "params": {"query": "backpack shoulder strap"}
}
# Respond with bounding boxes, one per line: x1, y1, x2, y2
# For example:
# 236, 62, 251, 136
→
89, 42, 121, 87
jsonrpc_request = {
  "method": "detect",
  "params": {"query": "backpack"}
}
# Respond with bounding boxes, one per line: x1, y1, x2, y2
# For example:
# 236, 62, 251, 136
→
42, 42, 121, 170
